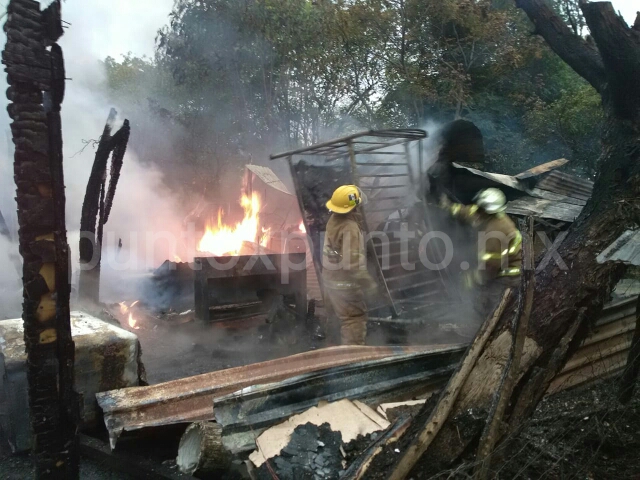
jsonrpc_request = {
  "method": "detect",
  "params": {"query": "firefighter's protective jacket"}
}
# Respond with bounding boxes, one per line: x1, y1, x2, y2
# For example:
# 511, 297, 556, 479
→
451, 204, 522, 284
322, 212, 373, 290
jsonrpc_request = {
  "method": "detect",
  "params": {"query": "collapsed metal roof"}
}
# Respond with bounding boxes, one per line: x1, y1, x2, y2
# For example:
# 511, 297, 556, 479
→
597, 230, 640, 266
459, 159, 595, 224
536, 170, 594, 202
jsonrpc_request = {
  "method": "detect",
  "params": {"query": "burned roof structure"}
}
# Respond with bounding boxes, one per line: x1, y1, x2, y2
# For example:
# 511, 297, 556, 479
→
443, 159, 594, 229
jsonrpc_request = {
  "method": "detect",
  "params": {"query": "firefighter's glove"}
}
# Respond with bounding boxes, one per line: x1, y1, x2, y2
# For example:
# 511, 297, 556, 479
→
439, 194, 452, 210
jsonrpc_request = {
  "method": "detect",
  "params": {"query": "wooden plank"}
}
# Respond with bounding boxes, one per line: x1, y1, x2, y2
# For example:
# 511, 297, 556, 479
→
388, 290, 513, 480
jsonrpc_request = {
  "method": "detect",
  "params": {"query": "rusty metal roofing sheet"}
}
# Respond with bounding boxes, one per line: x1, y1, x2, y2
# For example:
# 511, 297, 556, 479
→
215, 346, 465, 453
96, 345, 442, 448
515, 158, 569, 180
536, 170, 594, 201
597, 230, 640, 266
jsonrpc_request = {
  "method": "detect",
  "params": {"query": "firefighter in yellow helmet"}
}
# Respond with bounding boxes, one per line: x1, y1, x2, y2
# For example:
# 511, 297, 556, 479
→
322, 185, 377, 345
442, 188, 522, 320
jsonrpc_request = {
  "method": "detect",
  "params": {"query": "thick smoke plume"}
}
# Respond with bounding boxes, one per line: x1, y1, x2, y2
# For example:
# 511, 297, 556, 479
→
0, 0, 179, 316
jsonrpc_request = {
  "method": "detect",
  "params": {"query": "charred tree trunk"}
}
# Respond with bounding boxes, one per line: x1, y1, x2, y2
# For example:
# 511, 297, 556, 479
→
78, 109, 129, 304
2, 1, 80, 477
386, 2, 640, 478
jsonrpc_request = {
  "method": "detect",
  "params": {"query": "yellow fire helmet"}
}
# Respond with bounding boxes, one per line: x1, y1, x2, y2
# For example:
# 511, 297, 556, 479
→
326, 185, 362, 214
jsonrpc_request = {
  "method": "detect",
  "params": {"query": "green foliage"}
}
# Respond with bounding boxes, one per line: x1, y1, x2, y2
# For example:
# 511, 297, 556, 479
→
526, 82, 603, 175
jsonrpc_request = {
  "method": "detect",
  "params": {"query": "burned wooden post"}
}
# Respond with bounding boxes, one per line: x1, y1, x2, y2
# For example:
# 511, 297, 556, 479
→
2, 0, 80, 477
78, 108, 130, 303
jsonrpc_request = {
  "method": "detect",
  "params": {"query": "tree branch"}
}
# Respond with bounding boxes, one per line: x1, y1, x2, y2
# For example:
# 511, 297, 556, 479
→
581, 2, 640, 68
515, 0, 606, 92
580, 2, 640, 119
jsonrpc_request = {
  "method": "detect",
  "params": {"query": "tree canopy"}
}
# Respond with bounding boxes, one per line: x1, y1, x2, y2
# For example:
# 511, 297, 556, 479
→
103, 0, 604, 196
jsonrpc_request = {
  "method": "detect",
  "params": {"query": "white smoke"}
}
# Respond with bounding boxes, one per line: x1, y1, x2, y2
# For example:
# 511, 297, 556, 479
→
0, 0, 179, 313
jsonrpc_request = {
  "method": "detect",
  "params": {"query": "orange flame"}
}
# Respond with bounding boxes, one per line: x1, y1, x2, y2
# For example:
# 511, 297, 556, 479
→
198, 192, 269, 256
174, 254, 182, 263
299, 221, 306, 233
119, 301, 140, 329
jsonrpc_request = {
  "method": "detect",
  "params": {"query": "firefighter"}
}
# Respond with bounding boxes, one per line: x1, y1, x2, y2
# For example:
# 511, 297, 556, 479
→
322, 185, 377, 345
442, 188, 522, 320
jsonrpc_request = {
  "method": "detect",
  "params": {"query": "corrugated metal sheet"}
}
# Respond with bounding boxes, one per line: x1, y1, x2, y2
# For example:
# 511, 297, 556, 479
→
505, 169, 594, 223
548, 296, 637, 394
96, 345, 441, 449
613, 279, 640, 298
536, 170, 594, 202
215, 346, 465, 453
526, 188, 587, 206
597, 230, 640, 266
246, 164, 292, 195
506, 197, 584, 223
448, 160, 593, 224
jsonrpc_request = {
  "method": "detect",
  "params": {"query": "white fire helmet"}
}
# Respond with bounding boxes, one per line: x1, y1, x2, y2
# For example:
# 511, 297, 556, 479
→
473, 188, 507, 214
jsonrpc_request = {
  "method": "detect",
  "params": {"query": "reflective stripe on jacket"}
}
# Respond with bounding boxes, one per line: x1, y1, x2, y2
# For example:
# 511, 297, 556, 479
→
451, 204, 522, 283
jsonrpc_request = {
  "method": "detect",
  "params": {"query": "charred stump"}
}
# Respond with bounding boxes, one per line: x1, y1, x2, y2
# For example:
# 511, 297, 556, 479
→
78, 108, 129, 304
384, 2, 640, 478
176, 422, 232, 476
2, 0, 80, 477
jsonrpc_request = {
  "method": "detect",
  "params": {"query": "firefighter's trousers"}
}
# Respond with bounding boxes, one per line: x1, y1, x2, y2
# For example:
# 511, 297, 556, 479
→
474, 276, 520, 321
324, 287, 368, 345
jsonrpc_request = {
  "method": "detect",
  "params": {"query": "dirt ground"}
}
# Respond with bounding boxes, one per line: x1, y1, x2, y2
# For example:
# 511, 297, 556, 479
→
0, 445, 137, 480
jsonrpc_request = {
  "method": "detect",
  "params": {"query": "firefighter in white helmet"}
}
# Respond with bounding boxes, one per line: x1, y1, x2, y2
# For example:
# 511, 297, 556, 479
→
322, 185, 377, 345
442, 188, 522, 320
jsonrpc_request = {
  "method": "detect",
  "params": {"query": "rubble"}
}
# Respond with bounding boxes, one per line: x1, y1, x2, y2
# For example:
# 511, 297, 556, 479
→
254, 423, 344, 480
215, 345, 465, 453
248, 399, 389, 468
96, 345, 434, 448
0, 312, 143, 452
